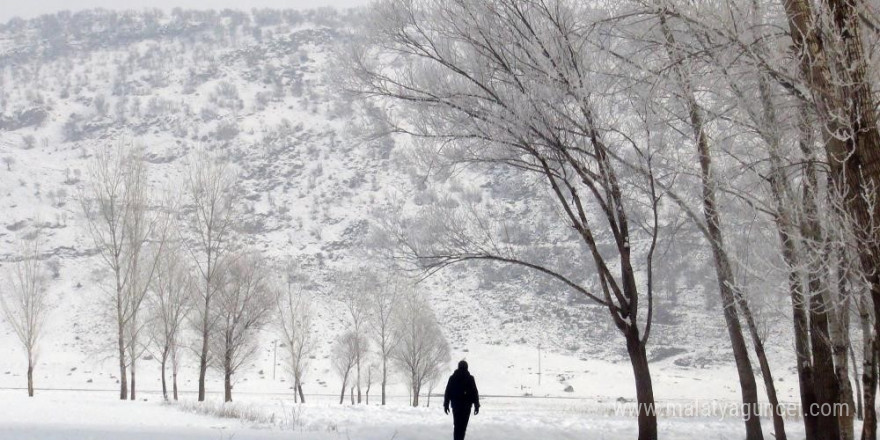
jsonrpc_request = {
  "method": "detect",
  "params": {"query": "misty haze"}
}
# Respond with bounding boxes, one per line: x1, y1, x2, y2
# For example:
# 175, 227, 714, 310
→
0, 1, 877, 440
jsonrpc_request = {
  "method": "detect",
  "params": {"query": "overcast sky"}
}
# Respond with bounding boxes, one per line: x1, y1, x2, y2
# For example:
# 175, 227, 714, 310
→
0, 0, 373, 23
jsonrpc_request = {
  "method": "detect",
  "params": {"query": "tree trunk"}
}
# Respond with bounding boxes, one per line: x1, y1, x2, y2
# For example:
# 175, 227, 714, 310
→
710, 247, 764, 440
293, 374, 306, 403
850, 342, 863, 421
224, 371, 232, 403
27, 359, 34, 397
837, 343, 856, 440
130, 361, 136, 401
339, 373, 348, 405
774, 205, 817, 439
350, 386, 355, 405
869, 305, 880, 440
366, 379, 371, 406
224, 348, 233, 403
173, 371, 179, 401
800, 127, 842, 440
412, 383, 419, 407
356, 357, 362, 404
833, 257, 855, 440
161, 355, 168, 401
172, 344, 179, 401
737, 296, 786, 440
860, 292, 877, 440
801, 218, 842, 440
626, 330, 658, 440
118, 314, 128, 400
198, 299, 209, 402
381, 358, 387, 406
867, 280, 880, 440
807, 278, 842, 440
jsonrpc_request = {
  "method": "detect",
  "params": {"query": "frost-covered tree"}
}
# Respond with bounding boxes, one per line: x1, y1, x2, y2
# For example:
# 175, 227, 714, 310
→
777, 3, 880, 438
148, 244, 192, 401
337, 268, 373, 404
81, 142, 165, 401
181, 150, 240, 402
364, 362, 377, 405
353, 1, 660, 434
210, 252, 274, 403
600, 6, 782, 437
275, 279, 315, 404
1, 237, 50, 397
391, 291, 449, 407
369, 274, 404, 405
606, 2, 880, 438
332, 330, 366, 405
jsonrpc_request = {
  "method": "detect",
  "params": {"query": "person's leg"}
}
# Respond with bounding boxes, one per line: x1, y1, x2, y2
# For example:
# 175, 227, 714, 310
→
453, 405, 471, 440
452, 407, 464, 440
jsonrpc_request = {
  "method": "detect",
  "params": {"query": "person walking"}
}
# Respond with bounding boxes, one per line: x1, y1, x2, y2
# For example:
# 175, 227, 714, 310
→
443, 360, 480, 440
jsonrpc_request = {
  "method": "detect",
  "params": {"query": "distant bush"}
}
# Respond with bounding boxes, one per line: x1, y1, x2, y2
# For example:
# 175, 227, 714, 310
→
174, 400, 274, 425
214, 120, 240, 141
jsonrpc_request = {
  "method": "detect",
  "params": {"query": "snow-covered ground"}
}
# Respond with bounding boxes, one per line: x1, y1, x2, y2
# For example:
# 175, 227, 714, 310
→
0, 389, 806, 440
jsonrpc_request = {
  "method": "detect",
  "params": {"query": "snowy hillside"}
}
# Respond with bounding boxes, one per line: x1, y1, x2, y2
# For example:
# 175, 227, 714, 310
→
0, 6, 798, 414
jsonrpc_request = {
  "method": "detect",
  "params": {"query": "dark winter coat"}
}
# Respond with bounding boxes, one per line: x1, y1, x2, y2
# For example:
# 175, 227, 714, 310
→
443, 368, 480, 410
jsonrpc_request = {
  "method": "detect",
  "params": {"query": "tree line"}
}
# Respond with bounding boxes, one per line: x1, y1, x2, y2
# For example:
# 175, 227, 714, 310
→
1, 143, 450, 407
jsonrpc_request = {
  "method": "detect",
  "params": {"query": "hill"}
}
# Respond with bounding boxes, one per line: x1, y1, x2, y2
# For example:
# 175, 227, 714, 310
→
0, 7, 797, 404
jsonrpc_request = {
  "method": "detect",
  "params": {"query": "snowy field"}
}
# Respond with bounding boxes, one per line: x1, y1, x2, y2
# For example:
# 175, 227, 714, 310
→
0, 314, 810, 439
0, 389, 804, 440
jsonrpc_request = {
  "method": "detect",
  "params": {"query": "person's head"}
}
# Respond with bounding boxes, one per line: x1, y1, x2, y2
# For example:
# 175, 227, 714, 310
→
458, 360, 468, 371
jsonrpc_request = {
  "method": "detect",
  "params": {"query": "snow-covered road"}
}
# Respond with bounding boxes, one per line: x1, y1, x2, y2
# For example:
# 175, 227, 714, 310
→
0, 389, 805, 439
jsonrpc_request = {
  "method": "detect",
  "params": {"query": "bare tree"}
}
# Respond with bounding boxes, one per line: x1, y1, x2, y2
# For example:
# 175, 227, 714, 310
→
181, 150, 240, 402
776, 2, 880, 438
636, 3, 880, 437
636, 8, 776, 438
364, 362, 376, 405
353, 2, 661, 435
337, 268, 372, 404
0, 237, 50, 397
148, 244, 193, 401
332, 330, 365, 405
615, 3, 875, 437
276, 279, 316, 404
126, 236, 168, 401
81, 142, 164, 400
210, 252, 274, 402
369, 274, 403, 405
391, 291, 450, 407
425, 371, 442, 408
124, 173, 171, 402
170, 334, 185, 401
